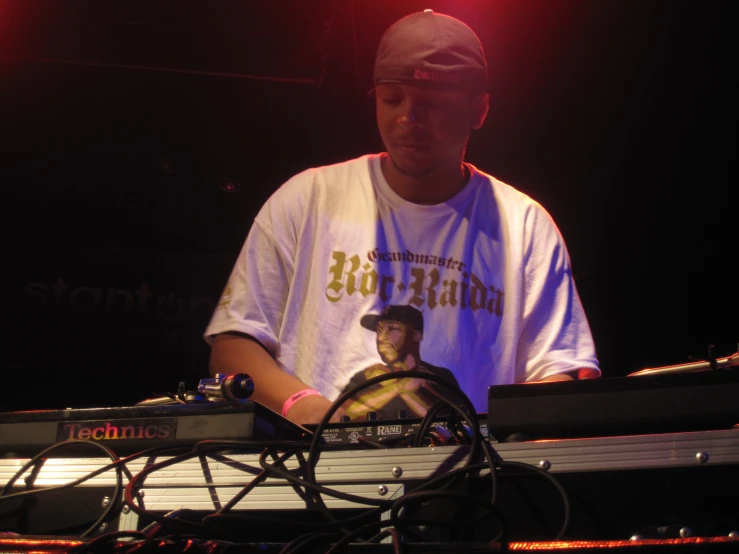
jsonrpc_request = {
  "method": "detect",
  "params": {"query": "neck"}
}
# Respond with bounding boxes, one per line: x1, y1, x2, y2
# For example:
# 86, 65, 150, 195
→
389, 354, 419, 372
381, 154, 469, 205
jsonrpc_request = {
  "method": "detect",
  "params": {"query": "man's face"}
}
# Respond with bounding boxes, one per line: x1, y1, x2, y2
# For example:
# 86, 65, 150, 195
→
375, 84, 484, 178
376, 319, 408, 364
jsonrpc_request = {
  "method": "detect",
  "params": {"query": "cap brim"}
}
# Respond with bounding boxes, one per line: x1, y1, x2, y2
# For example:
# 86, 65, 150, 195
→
360, 314, 381, 331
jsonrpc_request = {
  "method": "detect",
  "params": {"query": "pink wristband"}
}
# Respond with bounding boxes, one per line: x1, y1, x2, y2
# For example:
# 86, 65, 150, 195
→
281, 388, 323, 418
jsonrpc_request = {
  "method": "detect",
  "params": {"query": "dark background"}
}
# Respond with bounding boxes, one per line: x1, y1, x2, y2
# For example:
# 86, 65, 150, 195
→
0, 0, 734, 412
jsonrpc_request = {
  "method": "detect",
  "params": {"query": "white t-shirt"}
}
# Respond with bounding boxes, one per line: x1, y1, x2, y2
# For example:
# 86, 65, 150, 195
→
205, 154, 600, 413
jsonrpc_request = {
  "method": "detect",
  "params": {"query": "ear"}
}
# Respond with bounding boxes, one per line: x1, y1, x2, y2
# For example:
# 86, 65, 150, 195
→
470, 93, 489, 130
413, 330, 423, 342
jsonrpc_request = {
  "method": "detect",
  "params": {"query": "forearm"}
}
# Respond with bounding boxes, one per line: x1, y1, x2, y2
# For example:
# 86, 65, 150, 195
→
531, 372, 575, 383
209, 333, 310, 412
208, 333, 344, 424
528, 368, 599, 383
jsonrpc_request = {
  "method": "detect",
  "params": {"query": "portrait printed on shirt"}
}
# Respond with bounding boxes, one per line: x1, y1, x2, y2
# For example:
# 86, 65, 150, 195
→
340, 305, 465, 420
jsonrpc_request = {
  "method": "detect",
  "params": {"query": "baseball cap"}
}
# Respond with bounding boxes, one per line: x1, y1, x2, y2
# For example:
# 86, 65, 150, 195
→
360, 305, 425, 333
373, 9, 488, 93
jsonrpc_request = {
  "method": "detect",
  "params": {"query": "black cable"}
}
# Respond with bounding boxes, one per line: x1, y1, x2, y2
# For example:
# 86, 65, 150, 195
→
123, 447, 246, 541
323, 520, 393, 554
123, 442, 384, 542
204, 507, 385, 532
139, 509, 200, 536
274, 449, 318, 507
412, 401, 490, 499
304, 370, 484, 526
498, 460, 571, 540
137, 534, 211, 554
215, 445, 494, 544
194, 439, 331, 517
70, 530, 147, 554
137, 508, 214, 554
285, 462, 499, 552
0, 443, 223, 543
415, 462, 489, 490
191, 445, 390, 539
356, 436, 390, 448
367, 528, 403, 554
308, 370, 479, 478
215, 447, 311, 512
412, 400, 448, 448
389, 489, 497, 541
323, 525, 405, 554
0, 409, 563, 547
479, 438, 500, 504
212, 448, 299, 515
0, 443, 199, 504
140, 524, 165, 554
256, 448, 393, 507
388, 527, 404, 554
279, 531, 339, 554
392, 449, 502, 542
0, 439, 123, 537
0, 439, 119, 496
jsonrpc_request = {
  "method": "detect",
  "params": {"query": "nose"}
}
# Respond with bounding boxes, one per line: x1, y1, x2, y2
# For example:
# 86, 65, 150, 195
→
397, 100, 425, 126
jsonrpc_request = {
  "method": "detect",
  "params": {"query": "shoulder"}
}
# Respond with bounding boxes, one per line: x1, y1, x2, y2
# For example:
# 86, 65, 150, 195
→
255, 154, 376, 228
472, 166, 563, 243
418, 361, 460, 387
275, 154, 375, 197
471, 165, 550, 219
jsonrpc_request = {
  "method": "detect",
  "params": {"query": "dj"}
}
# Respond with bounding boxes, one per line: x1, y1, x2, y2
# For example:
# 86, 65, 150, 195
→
204, 10, 600, 425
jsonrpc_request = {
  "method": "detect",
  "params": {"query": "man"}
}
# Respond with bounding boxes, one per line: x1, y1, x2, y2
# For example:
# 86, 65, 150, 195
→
341, 305, 464, 420
205, 10, 600, 426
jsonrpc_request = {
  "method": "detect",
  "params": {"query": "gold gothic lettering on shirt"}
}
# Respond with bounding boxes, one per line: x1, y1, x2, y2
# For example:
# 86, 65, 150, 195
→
325, 249, 504, 316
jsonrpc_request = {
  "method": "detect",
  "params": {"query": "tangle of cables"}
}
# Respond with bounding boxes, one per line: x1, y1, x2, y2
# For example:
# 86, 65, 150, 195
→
0, 372, 572, 553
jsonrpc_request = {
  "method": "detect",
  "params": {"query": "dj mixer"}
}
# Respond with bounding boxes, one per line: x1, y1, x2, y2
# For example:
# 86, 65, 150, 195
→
1, 365, 738, 552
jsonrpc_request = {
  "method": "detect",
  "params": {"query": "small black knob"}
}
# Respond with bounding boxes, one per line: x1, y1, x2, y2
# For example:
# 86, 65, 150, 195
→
340, 415, 351, 423
366, 411, 377, 421
222, 373, 254, 400
397, 410, 407, 419
184, 392, 207, 403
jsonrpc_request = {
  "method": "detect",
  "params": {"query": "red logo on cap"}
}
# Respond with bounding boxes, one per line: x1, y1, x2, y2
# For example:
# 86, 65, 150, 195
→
414, 69, 460, 84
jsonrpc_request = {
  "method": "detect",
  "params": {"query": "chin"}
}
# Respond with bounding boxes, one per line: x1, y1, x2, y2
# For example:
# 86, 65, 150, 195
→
378, 351, 400, 365
389, 153, 437, 178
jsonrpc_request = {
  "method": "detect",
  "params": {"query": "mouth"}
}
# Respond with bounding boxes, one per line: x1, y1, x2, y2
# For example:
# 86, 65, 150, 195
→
394, 142, 430, 153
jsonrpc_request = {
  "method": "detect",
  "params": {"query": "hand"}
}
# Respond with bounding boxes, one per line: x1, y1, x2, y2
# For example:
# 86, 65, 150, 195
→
524, 372, 574, 384
285, 394, 348, 426
398, 377, 424, 393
